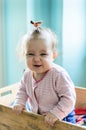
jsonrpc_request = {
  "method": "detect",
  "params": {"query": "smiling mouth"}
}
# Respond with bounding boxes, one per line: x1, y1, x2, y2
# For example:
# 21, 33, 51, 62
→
33, 65, 42, 67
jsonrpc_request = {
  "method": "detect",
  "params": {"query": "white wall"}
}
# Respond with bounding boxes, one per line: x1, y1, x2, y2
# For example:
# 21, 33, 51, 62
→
62, 0, 86, 87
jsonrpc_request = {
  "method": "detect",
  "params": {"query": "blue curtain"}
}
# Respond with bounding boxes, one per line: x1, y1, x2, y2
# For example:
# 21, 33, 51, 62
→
4, 0, 27, 86
0, 0, 86, 87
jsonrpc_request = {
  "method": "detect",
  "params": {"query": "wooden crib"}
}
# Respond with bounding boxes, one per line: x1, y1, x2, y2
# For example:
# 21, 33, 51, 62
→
0, 83, 86, 130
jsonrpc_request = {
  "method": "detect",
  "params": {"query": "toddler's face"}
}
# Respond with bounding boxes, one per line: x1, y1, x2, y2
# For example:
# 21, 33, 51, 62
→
25, 38, 54, 74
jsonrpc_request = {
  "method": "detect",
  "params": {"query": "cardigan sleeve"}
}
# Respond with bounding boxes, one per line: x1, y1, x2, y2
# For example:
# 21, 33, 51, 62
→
50, 71, 76, 120
14, 71, 29, 106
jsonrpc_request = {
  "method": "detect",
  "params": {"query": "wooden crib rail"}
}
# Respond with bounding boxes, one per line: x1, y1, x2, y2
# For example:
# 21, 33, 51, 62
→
0, 105, 86, 130
75, 87, 86, 108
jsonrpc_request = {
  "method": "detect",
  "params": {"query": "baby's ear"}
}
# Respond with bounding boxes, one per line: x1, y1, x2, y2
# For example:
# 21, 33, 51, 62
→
53, 52, 58, 59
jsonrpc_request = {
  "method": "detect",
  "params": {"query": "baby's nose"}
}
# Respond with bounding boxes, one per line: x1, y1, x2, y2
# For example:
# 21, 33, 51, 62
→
33, 56, 40, 61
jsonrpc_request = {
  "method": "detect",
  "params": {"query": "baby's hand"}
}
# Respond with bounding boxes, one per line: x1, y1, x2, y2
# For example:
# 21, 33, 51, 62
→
12, 104, 25, 114
43, 112, 58, 126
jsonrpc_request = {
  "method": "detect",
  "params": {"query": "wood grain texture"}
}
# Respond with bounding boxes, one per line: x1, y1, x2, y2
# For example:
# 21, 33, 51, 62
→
75, 87, 86, 108
0, 105, 86, 130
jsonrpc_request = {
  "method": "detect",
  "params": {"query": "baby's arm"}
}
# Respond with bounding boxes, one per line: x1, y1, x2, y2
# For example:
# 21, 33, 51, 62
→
50, 72, 76, 121
12, 73, 28, 114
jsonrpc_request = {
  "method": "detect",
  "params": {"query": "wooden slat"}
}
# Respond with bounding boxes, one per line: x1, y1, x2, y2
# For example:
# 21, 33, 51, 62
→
0, 83, 18, 106
75, 87, 86, 108
0, 105, 86, 130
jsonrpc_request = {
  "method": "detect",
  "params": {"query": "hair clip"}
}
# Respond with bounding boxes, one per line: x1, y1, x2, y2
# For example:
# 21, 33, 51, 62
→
30, 20, 42, 27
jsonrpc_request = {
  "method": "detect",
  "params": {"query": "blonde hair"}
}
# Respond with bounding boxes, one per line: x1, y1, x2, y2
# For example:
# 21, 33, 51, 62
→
16, 27, 58, 61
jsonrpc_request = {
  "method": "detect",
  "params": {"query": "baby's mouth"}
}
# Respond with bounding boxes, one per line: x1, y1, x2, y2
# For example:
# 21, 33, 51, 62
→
33, 65, 42, 67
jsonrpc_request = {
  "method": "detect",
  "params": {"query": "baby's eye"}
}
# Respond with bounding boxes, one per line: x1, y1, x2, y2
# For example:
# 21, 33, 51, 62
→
26, 53, 34, 56
40, 53, 47, 56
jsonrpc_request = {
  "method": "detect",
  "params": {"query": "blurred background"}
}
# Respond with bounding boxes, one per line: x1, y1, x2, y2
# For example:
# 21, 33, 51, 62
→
0, 0, 86, 88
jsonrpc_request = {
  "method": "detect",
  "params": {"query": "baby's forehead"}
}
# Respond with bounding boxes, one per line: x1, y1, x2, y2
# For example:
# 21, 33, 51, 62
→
27, 38, 51, 46
25, 38, 53, 52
